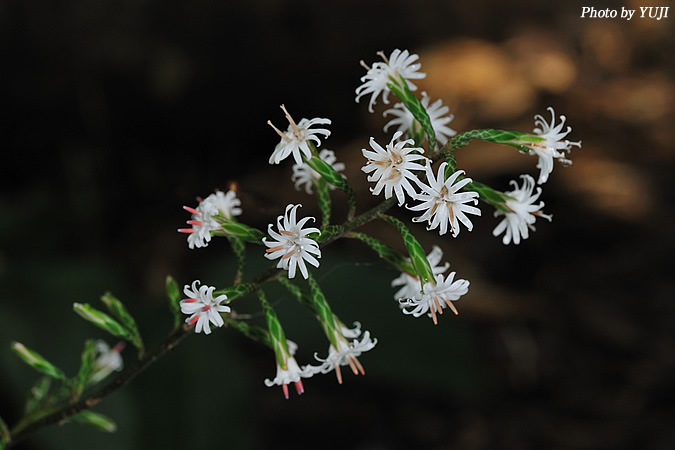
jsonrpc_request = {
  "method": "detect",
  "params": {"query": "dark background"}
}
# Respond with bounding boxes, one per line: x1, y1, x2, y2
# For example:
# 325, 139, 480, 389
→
1, 0, 674, 448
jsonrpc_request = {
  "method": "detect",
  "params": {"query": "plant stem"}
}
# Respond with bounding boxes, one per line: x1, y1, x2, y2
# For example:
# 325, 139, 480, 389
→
7, 193, 397, 447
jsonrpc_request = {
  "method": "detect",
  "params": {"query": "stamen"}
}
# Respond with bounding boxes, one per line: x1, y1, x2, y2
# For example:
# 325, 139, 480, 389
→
187, 220, 203, 226
201, 305, 211, 312
376, 50, 389, 64
182, 298, 197, 303
183, 206, 200, 216
280, 104, 300, 135
177, 228, 194, 234
359, 60, 370, 71
189, 315, 200, 325
282, 384, 289, 400
433, 296, 444, 315
294, 380, 304, 395
267, 120, 290, 141
430, 303, 438, 325
281, 249, 296, 260
279, 230, 294, 236
353, 356, 365, 375
265, 245, 285, 253
444, 299, 459, 316
346, 357, 359, 375
335, 364, 343, 385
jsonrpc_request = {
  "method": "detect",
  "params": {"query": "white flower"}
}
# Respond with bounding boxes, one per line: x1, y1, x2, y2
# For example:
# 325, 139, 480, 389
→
178, 188, 242, 249
267, 104, 331, 165
383, 92, 457, 148
308, 330, 377, 384
263, 204, 321, 279
264, 351, 313, 399
207, 189, 242, 220
89, 340, 124, 384
291, 149, 346, 195
407, 161, 481, 237
529, 107, 581, 184
402, 273, 470, 325
180, 280, 230, 335
392, 245, 450, 301
356, 49, 426, 113
361, 131, 427, 206
493, 174, 552, 245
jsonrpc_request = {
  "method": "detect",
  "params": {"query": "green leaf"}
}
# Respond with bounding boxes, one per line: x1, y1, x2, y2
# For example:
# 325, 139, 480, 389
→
73, 303, 135, 343
215, 283, 257, 302
314, 176, 332, 227
223, 317, 272, 348
305, 273, 339, 348
450, 128, 544, 152
466, 180, 511, 213
306, 155, 357, 220
316, 224, 344, 244
100, 293, 143, 354
24, 376, 51, 415
379, 214, 435, 286
165, 275, 182, 329
227, 236, 247, 284
257, 290, 290, 368
73, 339, 97, 398
10, 342, 66, 382
71, 410, 117, 433
348, 232, 415, 275
219, 220, 265, 244
387, 74, 436, 151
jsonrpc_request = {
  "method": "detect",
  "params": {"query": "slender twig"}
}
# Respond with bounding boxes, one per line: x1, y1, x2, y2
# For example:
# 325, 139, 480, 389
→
7, 192, 398, 447
7, 325, 191, 448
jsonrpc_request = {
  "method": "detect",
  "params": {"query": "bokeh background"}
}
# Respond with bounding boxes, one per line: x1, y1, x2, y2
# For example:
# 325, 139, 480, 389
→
1, 0, 674, 448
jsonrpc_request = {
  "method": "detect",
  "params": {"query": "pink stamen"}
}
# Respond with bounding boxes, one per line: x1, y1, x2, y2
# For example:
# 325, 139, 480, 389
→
265, 245, 285, 253
182, 298, 197, 303
188, 315, 200, 325
201, 305, 211, 312
347, 357, 359, 375
279, 230, 294, 236
433, 296, 444, 316
112, 342, 126, 353
335, 364, 343, 385
187, 220, 203, 226
183, 206, 200, 216
353, 357, 365, 376
445, 299, 459, 316
295, 380, 304, 395
282, 384, 289, 400
177, 228, 194, 234
430, 303, 438, 326
281, 249, 296, 260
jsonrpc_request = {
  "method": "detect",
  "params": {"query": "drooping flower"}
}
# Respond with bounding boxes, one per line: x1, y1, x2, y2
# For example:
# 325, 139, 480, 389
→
263, 204, 321, 279
180, 280, 230, 335
264, 340, 313, 399
493, 174, 552, 245
267, 104, 331, 165
307, 329, 377, 384
392, 245, 450, 301
89, 340, 124, 384
528, 107, 581, 184
401, 273, 470, 325
291, 149, 346, 195
361, 131, 427, 206
407, 161, 481, 237
355, 49, 426, 113
177, 188, 242, 249
383, 92, 457, 148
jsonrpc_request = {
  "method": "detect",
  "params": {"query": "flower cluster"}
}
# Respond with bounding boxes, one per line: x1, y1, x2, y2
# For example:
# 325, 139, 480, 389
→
180, 280, 230, 335
263, 204, 321, 280
178, 188, 242, 249
169, 47, 580, 400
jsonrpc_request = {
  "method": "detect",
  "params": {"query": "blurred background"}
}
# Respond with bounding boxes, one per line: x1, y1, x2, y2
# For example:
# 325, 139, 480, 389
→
1, 0, 674, 448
